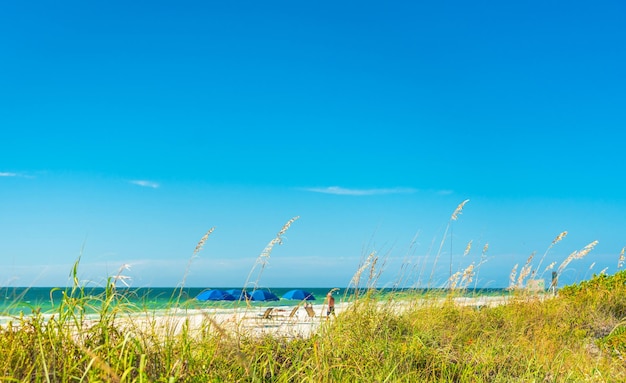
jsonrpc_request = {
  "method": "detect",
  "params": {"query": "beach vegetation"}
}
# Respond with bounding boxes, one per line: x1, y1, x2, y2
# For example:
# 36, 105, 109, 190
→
2, 211, 626, 381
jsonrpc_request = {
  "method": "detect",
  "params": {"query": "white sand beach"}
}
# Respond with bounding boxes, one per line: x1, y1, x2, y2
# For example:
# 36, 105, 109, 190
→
111, 294, 527, 340
116, 301, 351, 339
1, 294, 537, 341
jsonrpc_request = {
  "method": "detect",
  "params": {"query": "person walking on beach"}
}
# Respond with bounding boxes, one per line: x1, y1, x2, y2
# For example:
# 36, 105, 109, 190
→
326, 291, 335, 318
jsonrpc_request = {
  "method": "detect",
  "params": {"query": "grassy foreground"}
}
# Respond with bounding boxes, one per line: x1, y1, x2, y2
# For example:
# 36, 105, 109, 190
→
2, 271, 626, 382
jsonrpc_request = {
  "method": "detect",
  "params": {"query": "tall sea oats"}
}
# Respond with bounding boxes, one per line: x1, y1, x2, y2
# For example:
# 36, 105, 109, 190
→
447, 271, 462, 289
431, 199, 470, 285
517, 252, 535, 288
194, 227, 215, 257
463, 240, 473, 257
472, 242, 489, 290
577, 240, 599, 259
395, 230, 422, 289
258, 216, 300, 263
618, 247, 625, 269
460, 263, 474, 287
557, 250, 578, 275
508, 264, 518, 290
476, 243, 489, 267
451, 199, 470, 221
276, 216, 299, 239
178, 227, 216, 296
553, 231, 568, 245
350, 251, 376, 288
244, 216, 300, 292
557, 240, 599, 275
368, 256, 380, 285
534, 231, 568, 278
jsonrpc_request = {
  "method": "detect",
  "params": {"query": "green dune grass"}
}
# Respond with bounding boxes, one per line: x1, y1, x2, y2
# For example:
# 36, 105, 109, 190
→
2, 212, 626, 381
2, 268, 626, 381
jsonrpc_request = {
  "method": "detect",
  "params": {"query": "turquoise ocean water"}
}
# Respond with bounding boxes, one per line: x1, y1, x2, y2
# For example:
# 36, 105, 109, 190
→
0, 286, 510, 321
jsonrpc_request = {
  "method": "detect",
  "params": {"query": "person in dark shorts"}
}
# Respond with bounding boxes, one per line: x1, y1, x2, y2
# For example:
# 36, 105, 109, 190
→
326, 291, 335, 318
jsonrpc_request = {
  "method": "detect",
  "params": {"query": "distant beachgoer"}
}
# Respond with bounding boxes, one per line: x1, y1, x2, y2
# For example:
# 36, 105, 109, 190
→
326, 292, 335, 317
551, 271, 558, 296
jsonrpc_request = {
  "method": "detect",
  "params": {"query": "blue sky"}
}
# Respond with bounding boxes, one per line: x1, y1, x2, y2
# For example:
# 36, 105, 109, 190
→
1, 1, 625, 289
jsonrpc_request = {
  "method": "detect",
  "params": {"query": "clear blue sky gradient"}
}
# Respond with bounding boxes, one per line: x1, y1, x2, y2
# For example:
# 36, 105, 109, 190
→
1, 1, 625, 288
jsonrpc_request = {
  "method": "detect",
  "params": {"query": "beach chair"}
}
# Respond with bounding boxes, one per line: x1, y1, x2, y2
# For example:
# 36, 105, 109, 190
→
304, 305, 316, 319
270, 306, 298, 321
286, 306, 299, 319
258, 307, 274, 319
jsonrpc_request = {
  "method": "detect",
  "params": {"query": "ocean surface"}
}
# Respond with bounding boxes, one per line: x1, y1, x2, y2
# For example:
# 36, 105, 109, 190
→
0, 286, 511, 320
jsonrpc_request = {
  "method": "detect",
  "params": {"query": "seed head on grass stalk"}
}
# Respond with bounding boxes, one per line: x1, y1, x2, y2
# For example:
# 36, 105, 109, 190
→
447, 271, 461, 289
533, 231, 567, 279
618, 247, 625, 269
473, 243, 489, 290
451, 199, 470, 221
557, 240, 599, 275
176, 227, 215, 301
516, 252, 535, 289
463, 240, 472, 257
194, 228, 214, 256
460, 263, 474, 288
349, 251, 377, 295
394, 230, 421, 289
243, 216, 299, 295
430, 199, 470, 286
507, 264, 518, 290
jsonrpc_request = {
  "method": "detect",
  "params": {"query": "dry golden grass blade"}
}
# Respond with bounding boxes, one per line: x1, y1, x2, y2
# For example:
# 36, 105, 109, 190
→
463, 240, 472, 257
78, 344, 121, 383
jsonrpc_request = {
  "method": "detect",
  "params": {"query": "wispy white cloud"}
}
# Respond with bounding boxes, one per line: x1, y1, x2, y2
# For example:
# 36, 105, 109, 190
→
0, 172, 34, 179
130, 180, 160, 189
301, 186, 418, 196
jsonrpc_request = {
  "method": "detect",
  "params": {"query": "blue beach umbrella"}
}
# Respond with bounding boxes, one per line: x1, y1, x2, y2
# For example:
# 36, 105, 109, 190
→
225, 289, 251, 300
282, 289, 316, 301
196, 289, 236, 301
250, 290, 279, 302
